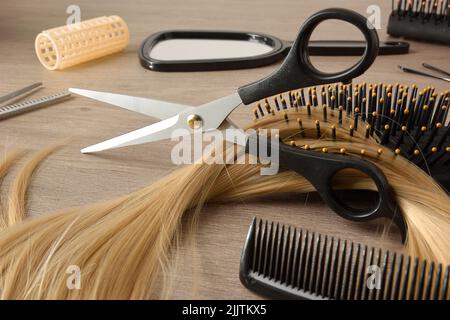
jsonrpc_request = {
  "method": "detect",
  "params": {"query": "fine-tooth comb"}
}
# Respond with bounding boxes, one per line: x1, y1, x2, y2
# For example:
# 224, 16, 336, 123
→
0, 92, 71, 121
387, 0, 450, 45
240, 218, 450, 300
251, 82, 450, 192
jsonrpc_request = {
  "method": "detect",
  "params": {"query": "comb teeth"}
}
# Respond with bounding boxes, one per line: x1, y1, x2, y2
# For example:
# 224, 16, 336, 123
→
240, 218, 450, 300
252, 82, 450, 191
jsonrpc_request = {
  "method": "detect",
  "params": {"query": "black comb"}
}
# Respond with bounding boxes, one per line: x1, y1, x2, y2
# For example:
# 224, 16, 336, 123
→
240, 218, 450, 300
253, 82, 450, 192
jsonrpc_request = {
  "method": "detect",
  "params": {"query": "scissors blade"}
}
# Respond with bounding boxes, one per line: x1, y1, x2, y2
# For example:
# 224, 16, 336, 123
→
69, 88, 188, 120
81, 114, 181, 153
82, 117, 245, 153
192, 92, 243, 130
81, 92, 244, 153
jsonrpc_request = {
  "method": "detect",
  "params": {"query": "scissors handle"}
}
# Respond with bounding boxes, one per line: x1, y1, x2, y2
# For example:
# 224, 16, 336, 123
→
247, 135, 407, 243
237, 8, 379, 105
280, 143, 407, 243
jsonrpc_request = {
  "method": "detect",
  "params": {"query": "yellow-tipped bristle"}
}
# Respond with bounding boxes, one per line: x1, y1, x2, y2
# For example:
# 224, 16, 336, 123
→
365, 125, 371, 138
257, 103, 264, 116
253, 108, 258, 120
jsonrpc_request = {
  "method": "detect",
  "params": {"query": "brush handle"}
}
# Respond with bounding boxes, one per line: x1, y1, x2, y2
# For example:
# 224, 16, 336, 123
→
304, 40, 409, 56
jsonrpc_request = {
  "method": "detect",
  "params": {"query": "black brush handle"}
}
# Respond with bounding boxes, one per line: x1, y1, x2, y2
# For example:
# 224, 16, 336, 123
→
306, 40, 409, 55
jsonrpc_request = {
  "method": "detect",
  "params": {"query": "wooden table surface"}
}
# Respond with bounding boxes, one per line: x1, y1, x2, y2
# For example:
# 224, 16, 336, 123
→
0, 0, 449, 299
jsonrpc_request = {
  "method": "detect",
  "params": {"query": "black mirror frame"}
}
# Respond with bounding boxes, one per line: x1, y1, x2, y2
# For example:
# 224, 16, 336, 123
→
139, 30, 290, 72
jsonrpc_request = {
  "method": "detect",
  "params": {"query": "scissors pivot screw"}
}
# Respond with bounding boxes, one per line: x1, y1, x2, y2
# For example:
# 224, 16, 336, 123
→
187, 114, 203, 129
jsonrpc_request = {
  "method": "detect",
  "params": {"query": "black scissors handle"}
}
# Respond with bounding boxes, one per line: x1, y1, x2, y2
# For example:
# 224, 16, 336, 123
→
247, 135, 407, 243
237, 8, 379, 105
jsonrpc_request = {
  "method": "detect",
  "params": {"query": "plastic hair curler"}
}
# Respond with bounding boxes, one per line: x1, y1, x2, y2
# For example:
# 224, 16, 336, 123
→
35, 16, 129, 70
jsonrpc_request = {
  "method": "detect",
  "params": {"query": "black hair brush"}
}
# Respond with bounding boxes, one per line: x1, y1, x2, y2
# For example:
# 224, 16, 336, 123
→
387, 0, 450, 45
252, 82, 450, 192
240, 218, 450, 300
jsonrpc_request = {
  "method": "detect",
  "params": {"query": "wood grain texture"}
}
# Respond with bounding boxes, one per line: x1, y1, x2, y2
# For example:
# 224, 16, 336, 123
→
0, 0, 448, 299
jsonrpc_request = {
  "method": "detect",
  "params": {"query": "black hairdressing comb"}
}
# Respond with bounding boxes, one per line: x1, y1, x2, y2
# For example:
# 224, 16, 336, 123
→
240, 218, 450, 300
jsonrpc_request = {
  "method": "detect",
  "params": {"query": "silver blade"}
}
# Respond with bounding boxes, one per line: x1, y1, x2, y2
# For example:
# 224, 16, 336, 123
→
192, 92, 243, 130
81, 114, 180, 153
81, 92, 244, 153
69, 88, 188, 120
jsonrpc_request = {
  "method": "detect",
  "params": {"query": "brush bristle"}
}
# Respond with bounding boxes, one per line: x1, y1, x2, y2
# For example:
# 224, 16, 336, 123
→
240, 218, 450, 300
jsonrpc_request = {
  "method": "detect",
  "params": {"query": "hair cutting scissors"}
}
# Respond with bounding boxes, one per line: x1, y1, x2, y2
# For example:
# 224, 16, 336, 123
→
70, 8, 407, 242
72, 8, 380, 154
